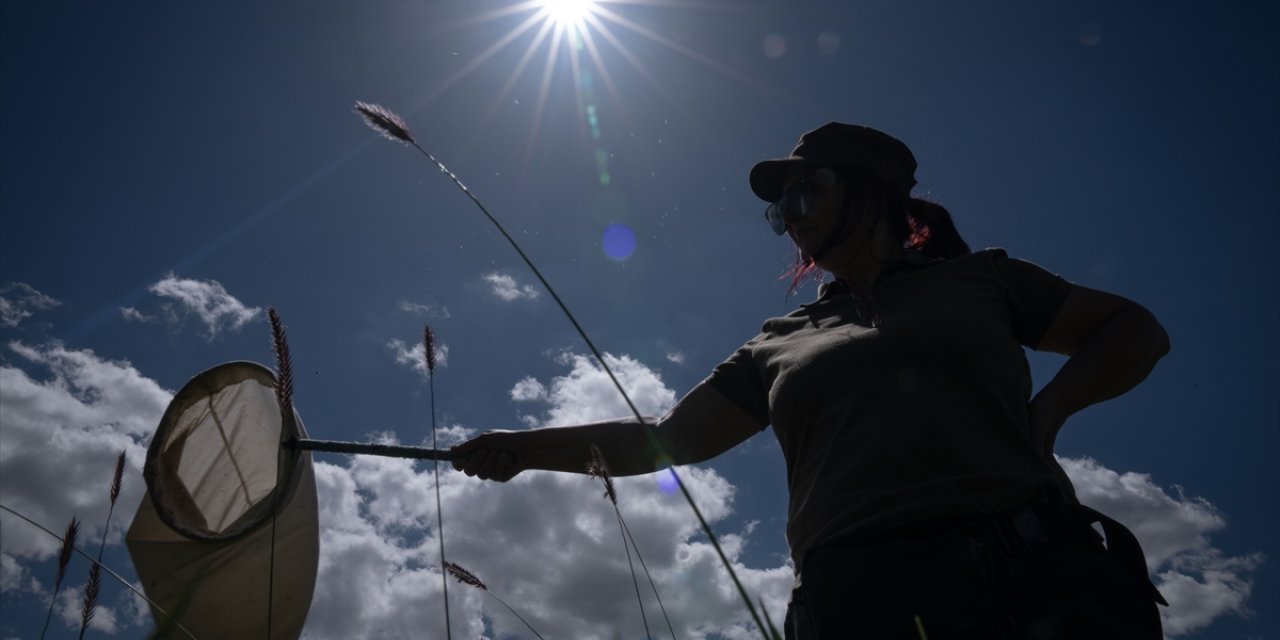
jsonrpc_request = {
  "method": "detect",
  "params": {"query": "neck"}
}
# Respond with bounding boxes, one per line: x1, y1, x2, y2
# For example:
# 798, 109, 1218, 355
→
823, 224, 903, 289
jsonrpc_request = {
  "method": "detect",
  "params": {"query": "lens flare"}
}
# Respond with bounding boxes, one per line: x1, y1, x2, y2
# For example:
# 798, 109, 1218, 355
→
656, 468, 679, 495
602, 223, 636, 260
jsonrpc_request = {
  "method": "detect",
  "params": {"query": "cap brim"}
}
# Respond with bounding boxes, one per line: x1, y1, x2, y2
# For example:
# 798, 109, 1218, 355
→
749, 157, 815, 202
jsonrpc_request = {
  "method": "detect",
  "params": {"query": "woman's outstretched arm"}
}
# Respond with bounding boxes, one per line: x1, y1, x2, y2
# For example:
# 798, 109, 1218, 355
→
450, 381, 763, 481
1029, 284, 1171, 454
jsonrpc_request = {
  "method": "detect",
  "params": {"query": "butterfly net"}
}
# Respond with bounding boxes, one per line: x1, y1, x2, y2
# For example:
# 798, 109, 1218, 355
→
126, 361, 318, 639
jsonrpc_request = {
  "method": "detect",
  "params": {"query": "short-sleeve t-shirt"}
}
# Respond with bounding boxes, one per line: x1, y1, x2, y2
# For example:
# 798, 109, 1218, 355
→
705, 248, 1074, 568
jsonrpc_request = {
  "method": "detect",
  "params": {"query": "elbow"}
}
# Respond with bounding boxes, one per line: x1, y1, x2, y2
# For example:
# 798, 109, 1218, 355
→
1134, 305, 1171, 361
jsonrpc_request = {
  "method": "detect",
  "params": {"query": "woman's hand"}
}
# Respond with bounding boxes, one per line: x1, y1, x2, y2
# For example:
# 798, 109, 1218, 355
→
451, 431, 526, 482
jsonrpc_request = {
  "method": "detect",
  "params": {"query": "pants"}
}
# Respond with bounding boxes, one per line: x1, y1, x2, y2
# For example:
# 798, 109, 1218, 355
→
782, 505, 1164, 639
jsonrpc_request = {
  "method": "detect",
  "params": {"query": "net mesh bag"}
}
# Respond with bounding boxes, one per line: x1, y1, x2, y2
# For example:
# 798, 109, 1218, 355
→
127, 361, 318, 639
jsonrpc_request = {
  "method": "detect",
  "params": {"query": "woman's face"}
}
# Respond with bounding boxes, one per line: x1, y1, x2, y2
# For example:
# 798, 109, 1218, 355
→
779, 166, 851, 262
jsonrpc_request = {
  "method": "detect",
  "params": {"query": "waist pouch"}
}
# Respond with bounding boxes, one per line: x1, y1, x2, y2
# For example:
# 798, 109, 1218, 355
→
790, 502, 1166, 639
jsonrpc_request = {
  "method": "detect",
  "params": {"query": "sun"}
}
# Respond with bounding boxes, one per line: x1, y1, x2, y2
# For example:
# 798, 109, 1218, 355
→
540, 0, 596, 28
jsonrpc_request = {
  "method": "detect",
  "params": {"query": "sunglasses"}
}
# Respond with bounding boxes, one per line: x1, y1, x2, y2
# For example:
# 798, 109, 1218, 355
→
764, 167, 837, 235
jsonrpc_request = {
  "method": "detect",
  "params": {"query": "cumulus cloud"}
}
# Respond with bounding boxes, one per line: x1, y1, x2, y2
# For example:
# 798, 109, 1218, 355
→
118, 306, 154, 323
515, 352, 677, 426
387, 338, 449, 376
0, 282, 60, 328
482, 273, 538, 302
0, 341, 168, 635
1061, 457, 1265, 637
147, 274, 260, 338
666, 351, 686, 365
306, 440, 789, 640
0, 339, 1262, 638
397, 299, 451, 319
508, 376, 547, 402
0, 342, 166, 559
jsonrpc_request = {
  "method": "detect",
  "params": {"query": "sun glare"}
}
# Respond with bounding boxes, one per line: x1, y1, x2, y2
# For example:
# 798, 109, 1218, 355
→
541, 0, 595, 27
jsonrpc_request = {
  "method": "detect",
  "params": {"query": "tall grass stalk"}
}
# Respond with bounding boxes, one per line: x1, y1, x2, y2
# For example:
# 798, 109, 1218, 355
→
443, 561, 545, 640
40, 516, 78, 640
424, 325, 452, 639
1, 505, 199, 640
355, 101, 771, 639
77, 451, 126, 639
914, 614, 930, 640
588, 446, 651, 638
589, 445, 679, 639
758, 598, 782, 640
268, 307, 295, 640
618, 516, 678, 639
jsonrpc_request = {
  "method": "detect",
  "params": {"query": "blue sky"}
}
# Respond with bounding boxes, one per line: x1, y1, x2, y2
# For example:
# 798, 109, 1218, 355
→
1, 0, 1276, 638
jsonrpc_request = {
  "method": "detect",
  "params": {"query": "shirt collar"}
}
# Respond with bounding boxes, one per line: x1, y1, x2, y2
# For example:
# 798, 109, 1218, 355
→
810, 250, 940, 302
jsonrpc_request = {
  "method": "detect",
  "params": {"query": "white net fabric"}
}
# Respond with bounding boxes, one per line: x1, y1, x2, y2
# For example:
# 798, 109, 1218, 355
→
127, 361, 318, 639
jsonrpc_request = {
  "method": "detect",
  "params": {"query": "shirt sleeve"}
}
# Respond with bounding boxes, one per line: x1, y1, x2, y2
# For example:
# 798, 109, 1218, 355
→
987, 249, 1074, 348
702, 337, 771, 429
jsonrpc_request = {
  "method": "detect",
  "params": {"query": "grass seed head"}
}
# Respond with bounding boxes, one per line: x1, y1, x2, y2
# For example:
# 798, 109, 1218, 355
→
268, 307, 294, 412
587, 444, 617, 505
79, 563, 101, 635
55, 517, 80, 588
109, 452, 125, 505
443, 561, 487, 590
423, 325, 437, 374
355, 101, 415, 144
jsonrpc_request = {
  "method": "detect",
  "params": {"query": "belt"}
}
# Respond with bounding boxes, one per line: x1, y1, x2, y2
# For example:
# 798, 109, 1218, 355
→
820, 498, 1093, 556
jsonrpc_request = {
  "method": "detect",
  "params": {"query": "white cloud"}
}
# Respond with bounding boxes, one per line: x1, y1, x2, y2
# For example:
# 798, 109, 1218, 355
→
522, 352, 677, 426
482, 273, 538, 302
0, 338, 1262, 639
306, 443, 789, 640
396, 299, 451, 319
666, 351, 686, 365
147, 274, 260, 338
118, 307, 154, 323
387, 338, 449, 376
0, 342, 166, 560
0, 282, 60, 328
508, 376, 547, 402
1061, 456, 1265, 637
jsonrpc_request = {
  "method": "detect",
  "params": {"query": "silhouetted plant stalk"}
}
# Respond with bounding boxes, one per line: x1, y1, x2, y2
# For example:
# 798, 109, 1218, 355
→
269, 307, 295, 414
914, 614, 930, 640
41, 516, 79, 639
268, 307, 295, 640
76, 451, 126, 639
759, 598, 783, 640
355, 100, 770, 639
443, 561, 545, 640
424, 325, 452, 639
1, 504, 199, 640
589, 446, 679, 639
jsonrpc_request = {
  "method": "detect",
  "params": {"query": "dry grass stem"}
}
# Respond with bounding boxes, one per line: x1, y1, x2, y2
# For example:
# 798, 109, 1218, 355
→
425, 323, 450, 639
424, 325, 438, 374
586, 444, 617, 505
355, 102, 415, 144
56, 518, 79, 587
41, 516, 80, 639
358, 99, 770, 639
109, 452, 125, 505
443, 562, 545, 640
443, 561, 486, 590
268, 307, 294, 412
78, 563, 101, 639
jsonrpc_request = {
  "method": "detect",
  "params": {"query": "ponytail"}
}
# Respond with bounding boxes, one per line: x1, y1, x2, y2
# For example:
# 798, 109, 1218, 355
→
905, 197, 970, 259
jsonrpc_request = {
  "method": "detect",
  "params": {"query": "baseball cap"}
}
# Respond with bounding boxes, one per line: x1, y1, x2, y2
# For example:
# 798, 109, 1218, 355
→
749, 122, 918, 202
